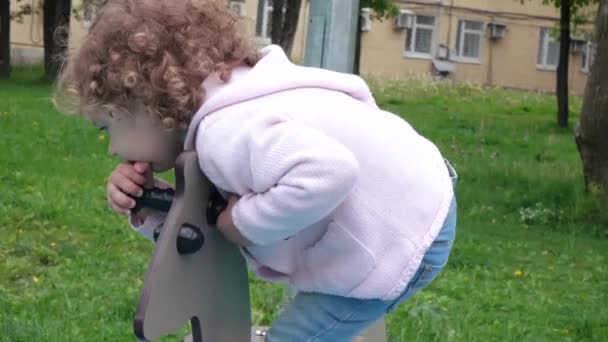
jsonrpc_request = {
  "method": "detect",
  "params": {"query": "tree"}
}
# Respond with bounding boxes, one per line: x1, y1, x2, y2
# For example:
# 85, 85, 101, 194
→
10, 0, 72, 81
269, 0, 302, 56
43, 0, 72, 80
557, 0, 572, 128
575, 0, 608, 193
537, 0, 597, 128
0, 0, 10, 78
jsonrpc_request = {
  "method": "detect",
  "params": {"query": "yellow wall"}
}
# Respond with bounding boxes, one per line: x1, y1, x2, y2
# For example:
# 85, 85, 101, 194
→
360, 0, 596, 95
9, 0, 596, 94
290, 0, 310, 63
9, 0, 44, 48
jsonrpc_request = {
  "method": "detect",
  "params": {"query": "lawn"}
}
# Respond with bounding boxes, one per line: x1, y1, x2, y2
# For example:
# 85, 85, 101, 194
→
1, 67, 607, 342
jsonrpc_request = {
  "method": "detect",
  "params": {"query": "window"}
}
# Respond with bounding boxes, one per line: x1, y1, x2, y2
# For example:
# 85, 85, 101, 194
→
82, 3, 99, 30
455, 20, 484, 62
256, 0, 273, 43
405, 15, 436, 57
229, 1, 246, 17
582, 41, 596, 73
537, 28, 560, 70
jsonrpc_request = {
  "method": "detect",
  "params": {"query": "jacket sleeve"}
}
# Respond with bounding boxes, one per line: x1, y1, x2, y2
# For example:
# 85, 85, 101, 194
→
129, 212, 165, 242
197, 111, 359, 246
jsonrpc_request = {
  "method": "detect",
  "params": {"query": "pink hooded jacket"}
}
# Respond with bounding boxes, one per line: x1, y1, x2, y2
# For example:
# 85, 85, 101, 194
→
133, 45, 454, 300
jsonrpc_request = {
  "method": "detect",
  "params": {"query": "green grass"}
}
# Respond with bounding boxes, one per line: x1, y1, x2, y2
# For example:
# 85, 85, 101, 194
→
1, 67, 607, 342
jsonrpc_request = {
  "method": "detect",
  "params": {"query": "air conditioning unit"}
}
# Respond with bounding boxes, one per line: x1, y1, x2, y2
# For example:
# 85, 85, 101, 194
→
395, 10, 415, 30
488, 22, 507, 40
229, 1, 246, 17
571, 38, 587, 54
436, 44, 450, 60
361, 8, 372, 32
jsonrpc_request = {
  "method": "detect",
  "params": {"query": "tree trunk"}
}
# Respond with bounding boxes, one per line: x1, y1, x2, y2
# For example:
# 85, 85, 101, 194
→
270, 0, 301, 56
575, 0, 608, 192
281, 0, 302, 56
353, 3, 363, 75
270, 0, 286, 46
43, 0, 71, 81
557, 0, 571, 128
0, 0, 10, 78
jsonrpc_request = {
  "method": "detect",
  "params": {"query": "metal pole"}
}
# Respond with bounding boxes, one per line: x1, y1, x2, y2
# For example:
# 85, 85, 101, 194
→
287, 3, 389, 340
303, 0, 361, 74
294, 0, 363, 309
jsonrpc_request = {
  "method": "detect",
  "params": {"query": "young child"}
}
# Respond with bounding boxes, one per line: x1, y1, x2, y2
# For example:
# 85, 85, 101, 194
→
57, 0, 458, 340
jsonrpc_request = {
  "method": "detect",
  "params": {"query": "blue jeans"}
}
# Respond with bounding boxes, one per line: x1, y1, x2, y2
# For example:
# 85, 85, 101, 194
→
265, 161, 458, 342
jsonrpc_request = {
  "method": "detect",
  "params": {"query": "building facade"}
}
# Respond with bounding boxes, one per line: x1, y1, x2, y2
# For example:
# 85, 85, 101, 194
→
7, 0, 311, 64
8, 0, 597, 94
359, 0, 597, 95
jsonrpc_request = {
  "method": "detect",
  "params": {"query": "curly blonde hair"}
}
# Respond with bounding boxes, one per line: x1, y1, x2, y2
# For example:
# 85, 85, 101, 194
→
56, 0, 260, 129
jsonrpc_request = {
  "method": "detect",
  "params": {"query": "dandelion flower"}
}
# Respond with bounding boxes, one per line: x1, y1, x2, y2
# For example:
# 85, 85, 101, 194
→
99, 134, 106, 141
514, 270, 523, 278
50, 242, 57, 248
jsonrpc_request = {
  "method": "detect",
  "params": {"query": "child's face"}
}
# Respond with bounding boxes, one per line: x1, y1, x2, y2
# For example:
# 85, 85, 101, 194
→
89, 106, 185, 172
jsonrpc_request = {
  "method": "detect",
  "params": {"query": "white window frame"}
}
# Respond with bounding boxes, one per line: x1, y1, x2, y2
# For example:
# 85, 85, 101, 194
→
404, 15, 436, 59
454, 19, 484, 64
537, 28, 560, 71
229, 1, 246, 17
582, 41, 595, 74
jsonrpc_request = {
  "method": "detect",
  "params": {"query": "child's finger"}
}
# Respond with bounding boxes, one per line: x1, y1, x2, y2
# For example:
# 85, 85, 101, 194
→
132, 162, 150, 174
108, 197, 130, 216
108, 183, 136, 211
110, 171, 144, 197
143, 167, 154, 189
116, 163, 147, 185
130, 162, 154, 188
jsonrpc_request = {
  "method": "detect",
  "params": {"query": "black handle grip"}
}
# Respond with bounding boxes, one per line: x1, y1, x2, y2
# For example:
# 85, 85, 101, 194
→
206, 186, 227, 226
130, 186, 228, 226
131, 188, 175, 214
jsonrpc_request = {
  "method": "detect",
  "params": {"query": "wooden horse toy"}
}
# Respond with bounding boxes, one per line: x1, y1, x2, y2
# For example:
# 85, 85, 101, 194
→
131, 151, 387, 341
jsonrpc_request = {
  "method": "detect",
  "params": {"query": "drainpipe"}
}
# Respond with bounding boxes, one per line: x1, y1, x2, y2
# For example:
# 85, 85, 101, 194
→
436, 0, 443, 57
487, 16, 495, 86
446, 0, 454, 53
303, 0, 361, 73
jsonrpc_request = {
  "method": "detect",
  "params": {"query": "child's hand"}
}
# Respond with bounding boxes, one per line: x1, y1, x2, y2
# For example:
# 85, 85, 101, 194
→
217, 195, 253, 246
107, 162, 152, 216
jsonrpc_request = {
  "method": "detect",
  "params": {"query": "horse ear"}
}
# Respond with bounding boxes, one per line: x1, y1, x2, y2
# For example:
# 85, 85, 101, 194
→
134, 151, 251, 342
